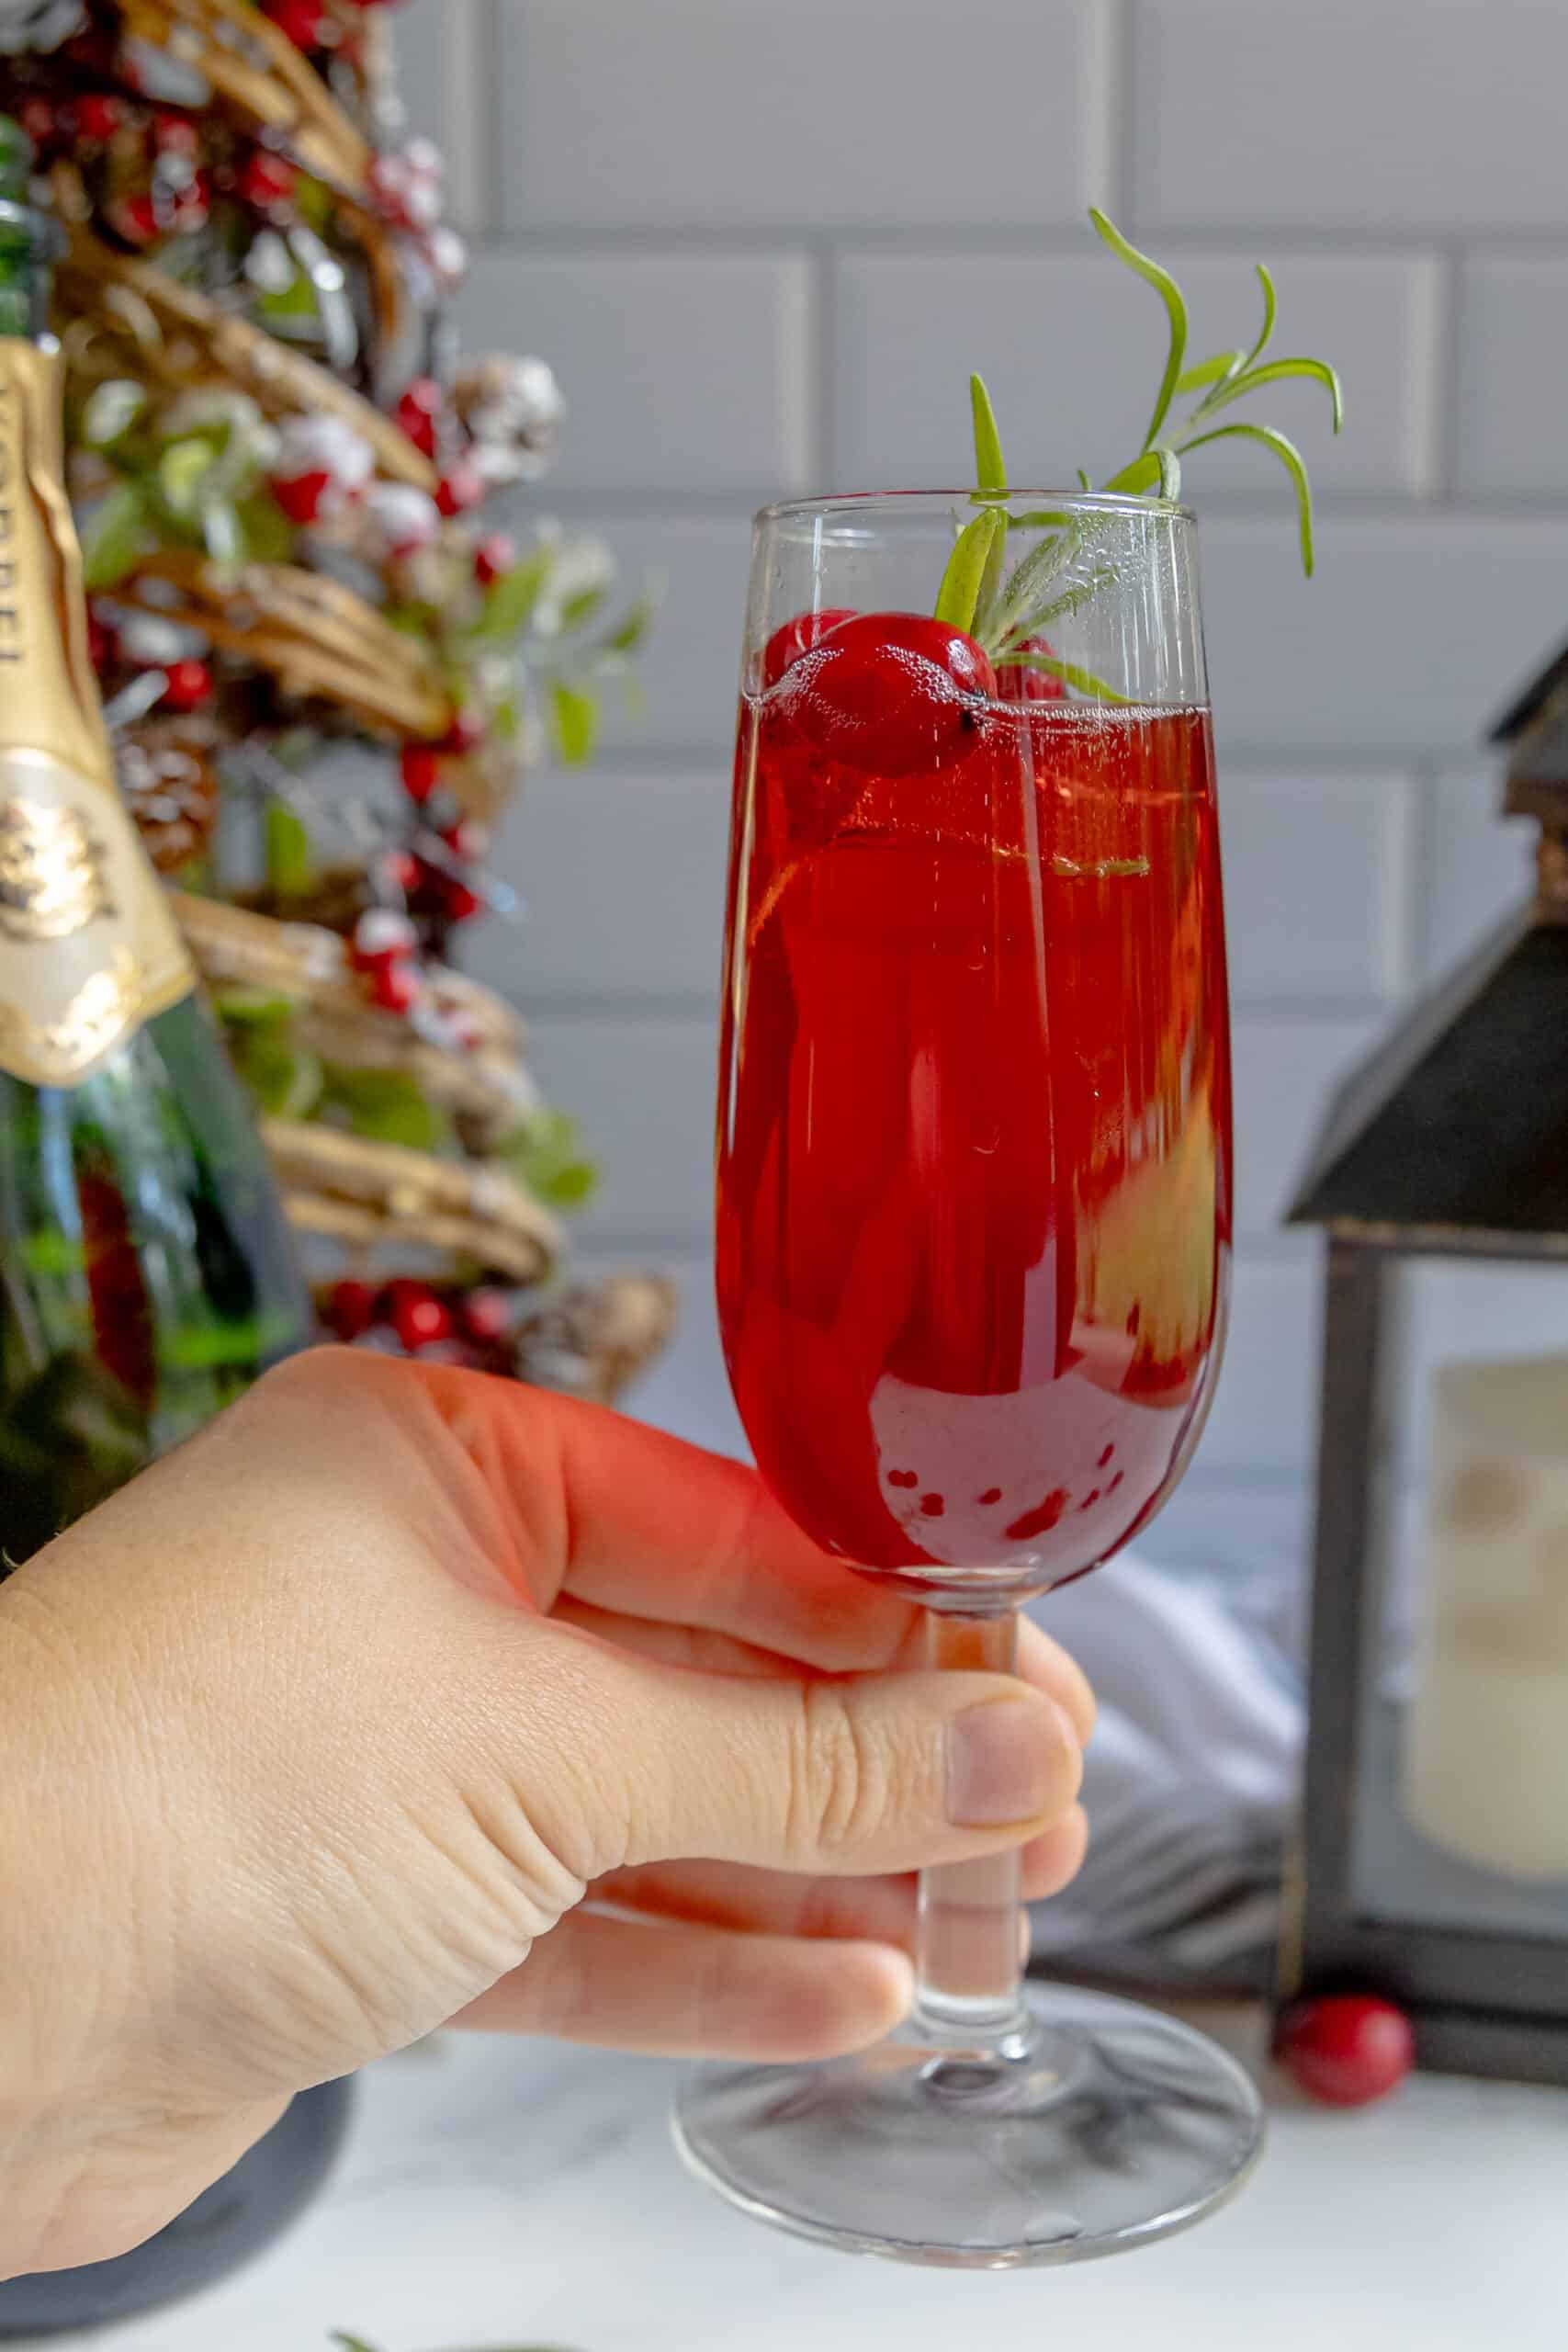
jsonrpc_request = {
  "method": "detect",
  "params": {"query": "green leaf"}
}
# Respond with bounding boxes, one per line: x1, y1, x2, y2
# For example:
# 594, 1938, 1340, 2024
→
995, 650, 1131, 704
1242, 261, 1278, 373
157, 436, 218, 521
933, 508, 1004, 634
264, 800, 316, 897
974, 500, 1010, 635
1089, 207, 1189, 454
80, 379, 147, 450
330, 2334, 378, 2352
213, 987, 295, 1031
1173, 347, 1246, 396
558, 583, 607, 633
80, 481, 150, 590
1102, 444, 1182, 500
1200, 354, 1345, 434
550, 679, 600, 766
473, 548, 555, 642
232, 491, 296, 563
319, 1067, 447, 1152
1176, 420, 1317, 574
501, 1111, 602, 1213
297, 177, 333, 233
969, 372, 1007, 494
987, 519, 1080, 646
600, 586, 660, 655
231, 1030, 323, 1122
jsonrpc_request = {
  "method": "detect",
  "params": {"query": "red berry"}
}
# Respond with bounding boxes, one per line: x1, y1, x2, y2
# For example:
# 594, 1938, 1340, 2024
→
114, 194, 160, 247
1278, 1996, 1415, 2109
160, 658, 214, 713
265, 0, 332, 48
473, 532, 516, 588
441, 707, 486, 756
761, 606, 857, 689
151, 111, 199, 156
435, 462, 483, 520
393, 377, 444, 459
459, 1288, 512, 1344
87, 609, 115, 672
350, 908, 418, 968
773, 611, 998, 778
326, 1279, 379, 1341
369, 958, 422, 1014
378, 848, 420, 894
19, 99, 58, 150
237, 149, 300, 212
272, 469, 333, 525
387, 1280, 455, 1351
440, 817, 484, 862
400, 744, 443, 804
998, 636, 1068, 704
442, 880, 483, 924
75, 95, 124, 142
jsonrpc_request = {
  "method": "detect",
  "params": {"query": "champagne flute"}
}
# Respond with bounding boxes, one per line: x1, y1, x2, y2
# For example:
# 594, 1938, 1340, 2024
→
673, 490, 1264, 2268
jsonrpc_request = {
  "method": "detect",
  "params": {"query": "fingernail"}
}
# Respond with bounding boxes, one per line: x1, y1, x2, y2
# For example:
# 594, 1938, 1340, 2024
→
945, 1697, 1061, 1827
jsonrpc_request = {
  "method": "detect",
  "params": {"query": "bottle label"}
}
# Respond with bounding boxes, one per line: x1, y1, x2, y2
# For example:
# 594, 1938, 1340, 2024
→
0, 341, 194, 1087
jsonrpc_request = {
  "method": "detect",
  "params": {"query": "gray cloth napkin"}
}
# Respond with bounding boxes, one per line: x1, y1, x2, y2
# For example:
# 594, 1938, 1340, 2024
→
1026, 1553, 1303, 1973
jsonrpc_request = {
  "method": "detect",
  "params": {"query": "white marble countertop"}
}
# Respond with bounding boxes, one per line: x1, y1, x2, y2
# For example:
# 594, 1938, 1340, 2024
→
40, 2010, 1568, 2352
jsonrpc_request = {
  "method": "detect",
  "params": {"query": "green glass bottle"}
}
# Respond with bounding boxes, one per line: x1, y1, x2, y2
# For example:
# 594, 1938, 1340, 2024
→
0, 137, 311, 1568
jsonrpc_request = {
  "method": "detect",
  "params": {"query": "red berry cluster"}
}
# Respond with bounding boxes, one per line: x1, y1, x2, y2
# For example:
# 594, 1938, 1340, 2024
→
325, 1277, 513, 1366
348, 907, 422, 1014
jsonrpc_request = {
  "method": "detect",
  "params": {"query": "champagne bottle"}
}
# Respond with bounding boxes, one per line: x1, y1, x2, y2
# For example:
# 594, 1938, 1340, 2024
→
0, 136, 350, 2339
0, 145, 310, 1570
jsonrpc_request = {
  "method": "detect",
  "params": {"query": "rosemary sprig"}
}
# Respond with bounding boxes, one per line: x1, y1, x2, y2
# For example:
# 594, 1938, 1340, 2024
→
946, 209, 1343, 687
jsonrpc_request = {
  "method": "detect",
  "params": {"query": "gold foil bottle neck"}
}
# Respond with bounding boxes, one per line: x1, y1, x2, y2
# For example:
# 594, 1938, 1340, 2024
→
0, 338, 194, 1087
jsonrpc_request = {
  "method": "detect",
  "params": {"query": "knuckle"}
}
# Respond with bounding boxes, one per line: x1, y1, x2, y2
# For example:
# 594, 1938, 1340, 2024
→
787, 1686, 895, 1860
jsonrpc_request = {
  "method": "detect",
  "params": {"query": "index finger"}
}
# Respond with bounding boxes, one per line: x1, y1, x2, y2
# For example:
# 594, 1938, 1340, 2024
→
443, 1374, 919, 1671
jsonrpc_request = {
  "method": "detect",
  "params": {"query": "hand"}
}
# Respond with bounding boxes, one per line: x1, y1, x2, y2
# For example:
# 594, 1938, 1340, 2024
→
0, 1350, 1091, 2278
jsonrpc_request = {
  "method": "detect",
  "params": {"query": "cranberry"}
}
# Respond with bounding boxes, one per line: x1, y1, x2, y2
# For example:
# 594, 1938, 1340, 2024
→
473, 532, 516, 588
378, 849, 420, 894
439, 817, 484, 862
435, 462, 484, 519
773, 612, 998, 778
394, 377, 444, 459
441, 707, 486, 756
1278, 1996, 1415, 2109
998, 636, 1068, 704
369, 959, 422, 1014
459, 1289, 512, 1344
326, 1279, 379, 1342
400, 745, 443, 804
113, 194, 160, 248
265, 0, 332, 48
160, 658, 214, 713
350, 909, 418, 968
272, 469, 333, 526
75, 95, 124, 141
761, 606, 857, 689
442, 880, 484, 924
237, 150, 300, 213
387, 1280, 455, 1351
151, 111, 199, 156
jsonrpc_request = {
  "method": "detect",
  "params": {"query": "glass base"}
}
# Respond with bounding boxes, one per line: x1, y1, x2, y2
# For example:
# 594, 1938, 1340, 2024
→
672, 1983, 1264, 2271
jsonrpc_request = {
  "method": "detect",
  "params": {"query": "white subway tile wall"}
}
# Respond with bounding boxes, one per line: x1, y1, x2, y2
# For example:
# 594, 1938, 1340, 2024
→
423, 2, 1562, 1574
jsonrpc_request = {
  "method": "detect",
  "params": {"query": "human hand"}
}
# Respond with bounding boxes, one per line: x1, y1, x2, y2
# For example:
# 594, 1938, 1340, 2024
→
0, 1350, 1091, 2278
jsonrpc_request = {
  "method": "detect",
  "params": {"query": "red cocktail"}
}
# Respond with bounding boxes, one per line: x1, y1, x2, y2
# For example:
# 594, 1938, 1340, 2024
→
719, 692, 1230, 1592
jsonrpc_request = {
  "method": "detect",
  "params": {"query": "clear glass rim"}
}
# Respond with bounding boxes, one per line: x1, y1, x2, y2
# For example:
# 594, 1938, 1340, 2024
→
756, 488, 1197, 526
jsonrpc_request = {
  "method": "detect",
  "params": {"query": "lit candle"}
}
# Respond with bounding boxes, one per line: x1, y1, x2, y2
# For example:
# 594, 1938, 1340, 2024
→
1404, 1357, 1568, 1882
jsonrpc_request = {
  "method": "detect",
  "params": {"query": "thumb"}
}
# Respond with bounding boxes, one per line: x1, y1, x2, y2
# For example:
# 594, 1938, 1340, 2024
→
478, 1616, 1084, 1889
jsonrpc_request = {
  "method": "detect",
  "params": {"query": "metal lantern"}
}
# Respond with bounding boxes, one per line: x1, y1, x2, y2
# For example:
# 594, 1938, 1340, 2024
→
1280, 660, 1568, 2087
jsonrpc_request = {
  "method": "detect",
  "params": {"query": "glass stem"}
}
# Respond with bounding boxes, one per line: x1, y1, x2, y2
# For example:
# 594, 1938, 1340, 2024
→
914, 1605, 1032, 2046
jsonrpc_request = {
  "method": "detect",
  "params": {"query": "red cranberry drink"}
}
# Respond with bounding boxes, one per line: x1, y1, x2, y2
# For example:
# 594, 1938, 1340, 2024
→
718, 615, 1230, 1589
